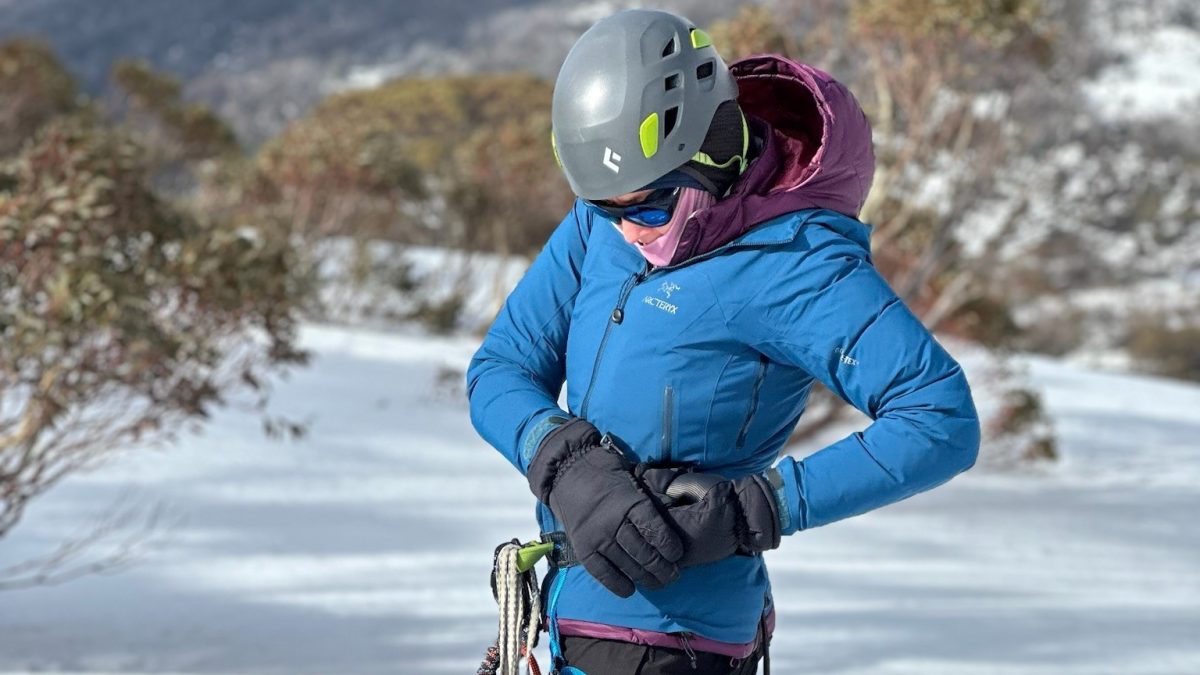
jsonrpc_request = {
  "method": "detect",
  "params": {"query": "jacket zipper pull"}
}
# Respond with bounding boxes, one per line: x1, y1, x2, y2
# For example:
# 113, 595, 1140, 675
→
677, 632, 698, 669
634, 261, 649, 284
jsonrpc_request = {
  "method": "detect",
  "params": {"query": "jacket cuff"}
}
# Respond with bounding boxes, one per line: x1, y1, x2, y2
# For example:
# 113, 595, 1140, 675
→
519, 410, 570, 474
771, 457, 807, 535
525, 416, 603, 502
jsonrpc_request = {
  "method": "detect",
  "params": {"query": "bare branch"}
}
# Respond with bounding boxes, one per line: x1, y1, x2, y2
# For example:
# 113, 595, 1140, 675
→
0, 493, 170, 592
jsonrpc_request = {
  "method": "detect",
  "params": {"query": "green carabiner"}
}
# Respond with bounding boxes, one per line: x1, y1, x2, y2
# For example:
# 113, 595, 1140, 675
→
515, 540, 554, 573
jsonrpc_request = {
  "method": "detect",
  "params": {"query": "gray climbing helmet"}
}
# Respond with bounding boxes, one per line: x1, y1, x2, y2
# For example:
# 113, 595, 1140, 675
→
551, 9, 739, 201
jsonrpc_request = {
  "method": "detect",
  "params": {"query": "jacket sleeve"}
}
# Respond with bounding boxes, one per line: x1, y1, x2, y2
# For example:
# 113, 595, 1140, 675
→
466, 201, 592, 475
726, 223, 980, 533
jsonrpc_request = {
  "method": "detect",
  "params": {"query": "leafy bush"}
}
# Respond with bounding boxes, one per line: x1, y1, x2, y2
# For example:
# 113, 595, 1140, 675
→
0, 39, 80, 156
708, 6, 799, 62
247, 74, 571, 252
0, 117, 309, 541
111, 59, 239, 166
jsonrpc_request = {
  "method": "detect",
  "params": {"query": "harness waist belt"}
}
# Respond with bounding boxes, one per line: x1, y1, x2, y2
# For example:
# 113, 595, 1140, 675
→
541, 531, 579, 568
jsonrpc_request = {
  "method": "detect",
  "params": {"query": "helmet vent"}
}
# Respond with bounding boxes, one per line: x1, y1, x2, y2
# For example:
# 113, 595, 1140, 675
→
664, 106, 679, 138
662, 37, 678, 58
696, 60, 714, 80
664, 73, 680, 91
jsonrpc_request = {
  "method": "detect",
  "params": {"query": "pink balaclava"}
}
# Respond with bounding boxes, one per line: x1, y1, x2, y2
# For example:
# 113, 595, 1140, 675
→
628, 187, 716, 267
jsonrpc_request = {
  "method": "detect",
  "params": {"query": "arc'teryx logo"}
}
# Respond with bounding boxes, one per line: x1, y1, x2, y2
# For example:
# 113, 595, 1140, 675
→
644, 281, 680, 315
603, 147, 621, 173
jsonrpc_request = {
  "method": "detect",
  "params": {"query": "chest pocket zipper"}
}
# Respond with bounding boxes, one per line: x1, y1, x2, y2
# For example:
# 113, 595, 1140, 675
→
736, 355, 769, 451
661, 385, 675, 464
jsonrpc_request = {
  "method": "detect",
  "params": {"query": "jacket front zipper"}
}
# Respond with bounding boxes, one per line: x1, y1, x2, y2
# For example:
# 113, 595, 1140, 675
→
579, 264, 648, 419
579, 222, 796, 420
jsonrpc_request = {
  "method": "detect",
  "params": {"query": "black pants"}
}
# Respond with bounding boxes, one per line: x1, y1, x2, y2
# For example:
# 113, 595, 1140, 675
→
560, 636, 764, 675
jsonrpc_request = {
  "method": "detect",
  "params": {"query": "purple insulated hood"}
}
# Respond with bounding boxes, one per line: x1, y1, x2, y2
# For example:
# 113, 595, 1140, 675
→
669, 55, 876, 266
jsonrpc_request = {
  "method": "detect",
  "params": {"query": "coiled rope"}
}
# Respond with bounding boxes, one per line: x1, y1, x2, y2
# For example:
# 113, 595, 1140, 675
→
478, 539, 546, 675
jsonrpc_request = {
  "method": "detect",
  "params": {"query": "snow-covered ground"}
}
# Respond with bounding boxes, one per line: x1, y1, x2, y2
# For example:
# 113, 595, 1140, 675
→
0, 324, 1197, 674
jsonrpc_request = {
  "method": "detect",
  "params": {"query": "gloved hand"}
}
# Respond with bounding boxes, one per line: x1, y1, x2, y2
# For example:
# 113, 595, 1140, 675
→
527, 418, 684, 597
638, 465, 782, 568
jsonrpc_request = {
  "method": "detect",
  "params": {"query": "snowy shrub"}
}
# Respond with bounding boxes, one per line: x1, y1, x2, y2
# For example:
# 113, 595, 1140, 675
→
987, 386, 1058, 464
410, 293, 467, 335
968, 350, 1058, 467
1125, 312, 1200, 382
940, 294, 1022, 349
1013, 304, 1090, 357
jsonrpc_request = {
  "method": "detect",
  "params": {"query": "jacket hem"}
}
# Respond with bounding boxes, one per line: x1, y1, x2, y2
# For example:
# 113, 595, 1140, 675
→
554, 610, 775, 660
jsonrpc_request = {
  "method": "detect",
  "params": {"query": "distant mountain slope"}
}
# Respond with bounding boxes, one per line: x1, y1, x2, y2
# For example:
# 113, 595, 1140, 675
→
0, 0, 541, 142
0, 0, 538, 90
0, 0, 730, 143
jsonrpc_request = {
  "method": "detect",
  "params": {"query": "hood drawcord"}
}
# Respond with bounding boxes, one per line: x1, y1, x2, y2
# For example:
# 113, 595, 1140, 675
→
676, 632, 699, 670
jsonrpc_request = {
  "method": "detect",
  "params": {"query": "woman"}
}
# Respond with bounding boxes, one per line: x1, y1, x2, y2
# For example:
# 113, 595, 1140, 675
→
468, 9, 980, 675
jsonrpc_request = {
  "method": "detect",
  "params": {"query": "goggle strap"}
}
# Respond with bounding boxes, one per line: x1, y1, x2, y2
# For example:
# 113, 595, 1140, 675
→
689, 108, 750, 174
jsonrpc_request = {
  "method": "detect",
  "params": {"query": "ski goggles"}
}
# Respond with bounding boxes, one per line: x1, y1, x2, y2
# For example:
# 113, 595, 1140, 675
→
583, 187, 681, 227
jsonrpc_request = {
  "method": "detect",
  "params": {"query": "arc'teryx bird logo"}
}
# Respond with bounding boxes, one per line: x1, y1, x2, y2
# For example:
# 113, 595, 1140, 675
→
603, 147, 621, 173
644, 281, 680, 315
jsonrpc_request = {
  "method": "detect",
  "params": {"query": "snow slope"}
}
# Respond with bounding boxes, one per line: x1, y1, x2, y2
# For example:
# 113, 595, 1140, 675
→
0, 325, 1197, 674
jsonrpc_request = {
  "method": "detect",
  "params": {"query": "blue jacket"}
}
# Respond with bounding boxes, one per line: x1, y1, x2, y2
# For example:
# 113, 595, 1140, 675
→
466, 201, 980, 644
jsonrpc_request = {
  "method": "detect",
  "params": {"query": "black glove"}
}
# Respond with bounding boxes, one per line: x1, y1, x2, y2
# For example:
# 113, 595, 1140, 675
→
527, 418, 684, 597
638, 466, 782, 568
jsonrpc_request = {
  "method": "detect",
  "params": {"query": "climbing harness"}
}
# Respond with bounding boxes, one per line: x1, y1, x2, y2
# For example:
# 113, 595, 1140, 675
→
541, 531, 581, 674
479, 531, 774, 675
482, 471, 770, 674
758, 607, 772, 675
479, 532, 581, 675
